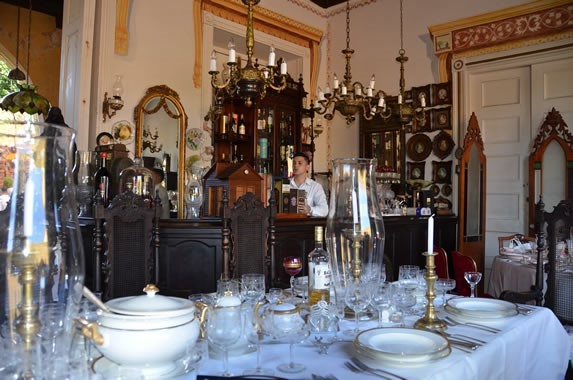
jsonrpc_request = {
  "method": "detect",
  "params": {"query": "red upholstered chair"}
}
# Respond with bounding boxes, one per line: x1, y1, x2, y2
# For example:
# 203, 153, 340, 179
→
434, 247, 450, 279
451, 251, 477, 297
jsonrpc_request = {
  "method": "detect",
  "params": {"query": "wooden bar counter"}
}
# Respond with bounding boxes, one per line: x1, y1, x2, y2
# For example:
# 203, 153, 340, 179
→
81, 215, 457, 297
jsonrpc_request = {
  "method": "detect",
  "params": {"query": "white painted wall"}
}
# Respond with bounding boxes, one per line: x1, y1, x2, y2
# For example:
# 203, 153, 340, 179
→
89, 0, 534, 171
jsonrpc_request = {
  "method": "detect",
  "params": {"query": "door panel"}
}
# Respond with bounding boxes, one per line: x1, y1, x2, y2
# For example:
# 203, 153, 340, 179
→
468, 66, 531, 272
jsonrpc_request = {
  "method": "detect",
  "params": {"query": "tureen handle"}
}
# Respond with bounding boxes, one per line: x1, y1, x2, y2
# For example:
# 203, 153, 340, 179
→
143, 284, 160, 296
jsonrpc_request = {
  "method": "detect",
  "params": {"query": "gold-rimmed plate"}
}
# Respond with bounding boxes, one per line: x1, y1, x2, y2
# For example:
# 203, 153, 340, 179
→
445, 297, 518, 319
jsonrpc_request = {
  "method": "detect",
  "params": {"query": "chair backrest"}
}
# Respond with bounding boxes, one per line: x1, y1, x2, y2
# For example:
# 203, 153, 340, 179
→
94, 188, 160, 300
222, 191, 275, 288
543, 198, 573, 324
434, 247, 450, 279
451, 250, 477, 297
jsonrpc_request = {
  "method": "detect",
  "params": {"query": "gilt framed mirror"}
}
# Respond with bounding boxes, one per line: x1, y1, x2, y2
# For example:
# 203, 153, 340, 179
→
134, 85, 187, 218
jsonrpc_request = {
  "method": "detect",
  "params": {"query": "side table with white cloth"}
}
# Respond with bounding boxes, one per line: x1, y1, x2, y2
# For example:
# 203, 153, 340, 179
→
163, 304, 570, 380
487, 255, 547, 298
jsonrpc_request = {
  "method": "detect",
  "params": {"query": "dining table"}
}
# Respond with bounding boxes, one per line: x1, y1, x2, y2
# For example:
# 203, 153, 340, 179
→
487, 255, 546, 298
151, 299, 572, 380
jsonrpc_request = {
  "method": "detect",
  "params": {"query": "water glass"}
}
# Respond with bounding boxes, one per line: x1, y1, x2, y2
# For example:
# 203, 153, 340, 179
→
217, 279, 241, 299
398, 265, 420, 292
207, 305, 243, 377
464, 271, 482, 298
241, 273, 266, 304
294, 276, 309, 304
344, 281, 372, 335
370, 282, 393, 326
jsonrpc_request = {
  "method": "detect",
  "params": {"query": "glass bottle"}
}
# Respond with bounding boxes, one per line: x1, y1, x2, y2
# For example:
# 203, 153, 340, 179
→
74, 150, 96, 216
0, 120, 85, 378
326, 158, 385, 289
308, 226, 331, 305
94, 151, 111, 207
238, 114, 246, 135
267, 109, 273, 134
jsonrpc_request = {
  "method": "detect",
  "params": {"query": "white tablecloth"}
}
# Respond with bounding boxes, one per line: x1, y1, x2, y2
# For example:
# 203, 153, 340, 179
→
174, 305, 570, 380
487, 255, 545, 298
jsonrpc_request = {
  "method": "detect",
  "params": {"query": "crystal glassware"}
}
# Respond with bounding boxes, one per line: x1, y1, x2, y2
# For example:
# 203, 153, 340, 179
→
241, 273, 266, 305
435, 278, 456, 307
0, 121, 85, 379
344, 281, 372, 335
206, 305, 243, 377
370, 282, 393, 327
283, 256, 303, 303
464, 271, 482, 298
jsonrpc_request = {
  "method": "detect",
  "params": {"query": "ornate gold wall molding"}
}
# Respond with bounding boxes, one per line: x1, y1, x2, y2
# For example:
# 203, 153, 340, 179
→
428, 0, 573, 81
114, 0, 130, 55
193, 0, 323, 96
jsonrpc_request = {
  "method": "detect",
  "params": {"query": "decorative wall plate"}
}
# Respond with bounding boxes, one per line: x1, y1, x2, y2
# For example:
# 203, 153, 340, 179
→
413, 114, 431, 133
431, 108, 451, 130
432, 160, 452, 184
112, 120, 134, 144
430, 82, 451, 106
441, 184, 452, 197
431, 184, 440, 197
407, 134, 432, 161
96, 132, 113, 146
407, 162, 425, 180
432, 131, 455, 160
186, 128, 203, 150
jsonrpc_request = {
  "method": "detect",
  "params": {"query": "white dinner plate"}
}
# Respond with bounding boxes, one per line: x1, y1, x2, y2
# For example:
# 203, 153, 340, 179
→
92, 355, 192, 379
445, 297, 518, 319
353, 327, 450, 366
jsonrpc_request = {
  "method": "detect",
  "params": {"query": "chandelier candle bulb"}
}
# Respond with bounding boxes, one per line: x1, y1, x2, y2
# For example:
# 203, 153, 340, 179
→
398, 94, 403, 104
370, 75, 376, 89
280, 60, 287, 75
341, 85, 347, 96
268, 46, 276, 66
367, 87, 373, 97
210, 51, 217, 72
427, 214, 434, 255
333, 74, 339, 88
318, 89, 325, 101
421, 94, 426, 107
355, 86, 362, 97
378, 97, 385, 107
227, 40, 236, 63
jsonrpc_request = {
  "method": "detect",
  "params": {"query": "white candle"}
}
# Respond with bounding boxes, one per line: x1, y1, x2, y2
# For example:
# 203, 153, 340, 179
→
427, 214, 434, 254
355, 86, 362, 97
378, 96, 385, 107
341, 85, 347, 96
421, 94, 426, 107
228, 40, 236, 63
209, 51, 217, 71
333, 74, 339, 89
280, 60, 287, 75
324, 85, 331, 95
268, 46, 276, 66
352, 190, 358, 224
367, 87, 373, 97
318, 88, 325, 101
369, 75, 376, 90
398, 94, 403, 104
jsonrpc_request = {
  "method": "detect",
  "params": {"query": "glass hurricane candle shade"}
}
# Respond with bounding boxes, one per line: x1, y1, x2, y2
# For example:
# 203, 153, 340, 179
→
326, 158, 385, 289
0, 121, 85, 378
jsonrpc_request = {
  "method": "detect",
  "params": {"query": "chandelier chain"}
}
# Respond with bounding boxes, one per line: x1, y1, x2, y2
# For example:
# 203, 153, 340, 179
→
15, 7, 21, 70
26, 0, 32, 84
346, 0, 351, 50
400, 0, 404, 51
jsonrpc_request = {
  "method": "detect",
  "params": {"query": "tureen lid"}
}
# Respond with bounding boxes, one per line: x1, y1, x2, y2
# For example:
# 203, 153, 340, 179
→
104, 284, 195, 316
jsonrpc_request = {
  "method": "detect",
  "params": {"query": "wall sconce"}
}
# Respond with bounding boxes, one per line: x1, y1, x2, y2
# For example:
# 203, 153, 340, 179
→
102, 75, 124, 122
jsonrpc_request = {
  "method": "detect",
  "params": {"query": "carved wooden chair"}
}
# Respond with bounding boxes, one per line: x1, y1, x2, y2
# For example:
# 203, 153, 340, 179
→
543, 198, 573, 324
222, 190, 276, 288
434, 247, 450, 279
94, 187, 161, 301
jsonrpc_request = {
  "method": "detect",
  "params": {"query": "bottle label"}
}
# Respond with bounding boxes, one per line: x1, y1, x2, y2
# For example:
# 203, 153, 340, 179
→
310, 262, 330, 289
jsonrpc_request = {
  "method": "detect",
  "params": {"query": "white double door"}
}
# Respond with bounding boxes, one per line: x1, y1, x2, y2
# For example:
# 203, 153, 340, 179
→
461, 49, 573, 276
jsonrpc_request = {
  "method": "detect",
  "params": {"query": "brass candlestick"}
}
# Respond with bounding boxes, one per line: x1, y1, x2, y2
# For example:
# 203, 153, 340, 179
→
414, 251, 447, 331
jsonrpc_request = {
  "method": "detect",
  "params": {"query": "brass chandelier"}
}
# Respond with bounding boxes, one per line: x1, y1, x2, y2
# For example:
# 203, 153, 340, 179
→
208, 0, 288, 107
314, 0, 425, 126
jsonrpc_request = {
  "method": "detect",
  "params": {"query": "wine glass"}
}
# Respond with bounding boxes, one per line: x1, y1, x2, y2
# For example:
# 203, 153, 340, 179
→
241, 273, 266, 305
392, 285, 417, 327
283, 256, 303, 303
464, 271, 482, 298
370, 282, 393, 327
206, 305, 243, 377
435, 278, 456, 308
344, 281, 372, 336
272, 310, 309, 373
242, 315, 273, 376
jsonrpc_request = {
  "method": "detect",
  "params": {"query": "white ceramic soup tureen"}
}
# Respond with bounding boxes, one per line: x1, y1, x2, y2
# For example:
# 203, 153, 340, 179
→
93, 284, 199, 374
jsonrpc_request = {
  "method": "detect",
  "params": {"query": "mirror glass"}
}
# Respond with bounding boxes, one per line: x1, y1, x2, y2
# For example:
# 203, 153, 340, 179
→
465, 144, 481, 238
541, 140, 565, 211
370, 130, 400, 172
134, 85, 187, 218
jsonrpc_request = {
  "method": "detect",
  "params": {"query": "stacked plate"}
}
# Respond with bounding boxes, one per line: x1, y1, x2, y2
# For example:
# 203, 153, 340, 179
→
445, 297, 518, 321
353, 328, 451, 367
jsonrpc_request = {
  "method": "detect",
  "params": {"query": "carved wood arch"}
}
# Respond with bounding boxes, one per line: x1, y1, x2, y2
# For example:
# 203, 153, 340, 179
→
458, 112, 487, 281
528, 107, 573, 235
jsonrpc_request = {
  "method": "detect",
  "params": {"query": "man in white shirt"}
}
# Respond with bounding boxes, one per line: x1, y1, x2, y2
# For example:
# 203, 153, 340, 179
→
289, 152, 328, 217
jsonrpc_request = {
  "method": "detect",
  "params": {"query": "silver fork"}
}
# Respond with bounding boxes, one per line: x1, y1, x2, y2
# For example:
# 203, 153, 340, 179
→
443, 316, 501, 333
351, 357, 408, 380
344, 361, 391, 380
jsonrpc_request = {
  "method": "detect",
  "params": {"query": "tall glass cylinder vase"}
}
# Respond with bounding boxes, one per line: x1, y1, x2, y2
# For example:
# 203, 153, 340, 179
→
0, 121, 85, 379
73, 150, 96, 217
326, 158, 385, 290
